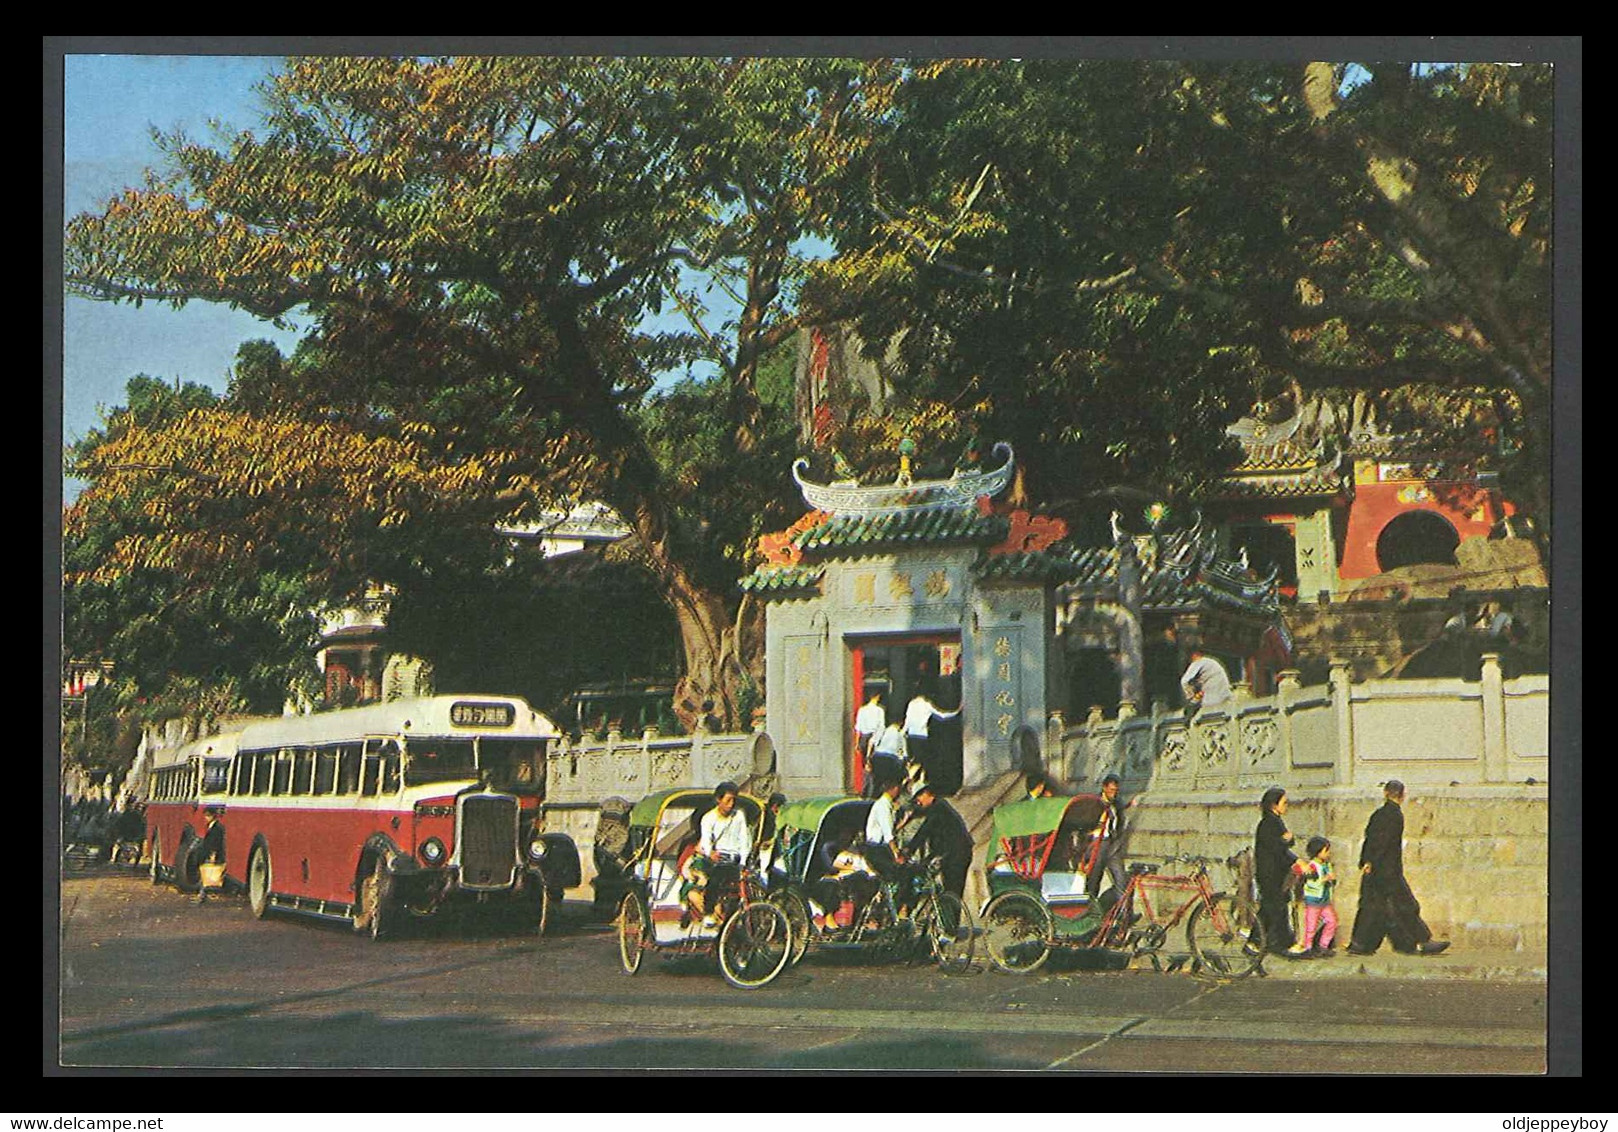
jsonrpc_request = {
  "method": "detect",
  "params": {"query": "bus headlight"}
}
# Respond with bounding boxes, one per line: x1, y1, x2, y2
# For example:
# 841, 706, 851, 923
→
420, 837, 446, 865
527, 838, 547, 862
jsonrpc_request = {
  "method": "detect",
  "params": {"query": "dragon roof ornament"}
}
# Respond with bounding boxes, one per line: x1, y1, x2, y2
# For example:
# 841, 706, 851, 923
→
791, 442, 1016, 518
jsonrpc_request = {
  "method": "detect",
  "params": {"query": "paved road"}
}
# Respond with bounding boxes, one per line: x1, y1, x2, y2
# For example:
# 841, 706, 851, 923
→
56, 870, 1548, 1073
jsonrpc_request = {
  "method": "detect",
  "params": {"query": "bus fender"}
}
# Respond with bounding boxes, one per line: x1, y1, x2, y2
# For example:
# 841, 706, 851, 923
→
357, 834, 415, 881
532, 833, 582, 890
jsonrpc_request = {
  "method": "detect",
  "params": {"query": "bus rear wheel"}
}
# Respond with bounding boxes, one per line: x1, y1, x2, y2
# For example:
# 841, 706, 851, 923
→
248, 845, 273, 920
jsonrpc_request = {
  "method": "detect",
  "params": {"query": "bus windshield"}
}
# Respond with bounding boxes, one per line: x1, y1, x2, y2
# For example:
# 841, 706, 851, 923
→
479, 738, 546, 794
404, 739, 477, 785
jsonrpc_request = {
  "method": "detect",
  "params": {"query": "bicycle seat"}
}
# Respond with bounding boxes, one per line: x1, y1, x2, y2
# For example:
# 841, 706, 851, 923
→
1127, 862, 1160, 875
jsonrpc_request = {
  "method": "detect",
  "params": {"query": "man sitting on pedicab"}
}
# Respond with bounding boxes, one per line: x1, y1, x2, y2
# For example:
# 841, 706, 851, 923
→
685, 781, 754, 927
807, 834, 880, 932
863, 770, 924, 915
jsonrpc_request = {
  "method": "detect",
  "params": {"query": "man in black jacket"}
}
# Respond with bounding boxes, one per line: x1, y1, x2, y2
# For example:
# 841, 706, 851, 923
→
195, 806, 227, 905
905, 782, 973, 901
1347, 781, 1450, 955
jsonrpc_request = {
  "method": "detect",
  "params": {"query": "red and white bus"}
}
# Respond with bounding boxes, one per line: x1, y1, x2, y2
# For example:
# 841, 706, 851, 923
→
144, 730, 238, 891
146, 694, 580, 939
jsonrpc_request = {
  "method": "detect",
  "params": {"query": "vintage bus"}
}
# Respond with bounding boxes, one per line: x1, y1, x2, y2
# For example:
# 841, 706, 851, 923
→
150, 695, 580, 939
144, 730, 239, 890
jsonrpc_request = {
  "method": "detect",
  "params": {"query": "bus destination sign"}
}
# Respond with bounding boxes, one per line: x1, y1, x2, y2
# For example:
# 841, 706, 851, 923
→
450, 701, 516, 728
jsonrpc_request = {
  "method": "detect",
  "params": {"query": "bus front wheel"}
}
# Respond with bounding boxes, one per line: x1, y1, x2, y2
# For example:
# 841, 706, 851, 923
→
355, 856, 394, 941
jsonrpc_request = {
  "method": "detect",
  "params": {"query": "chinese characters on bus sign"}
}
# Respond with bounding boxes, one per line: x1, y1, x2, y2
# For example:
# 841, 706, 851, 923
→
450, 701, 516, 728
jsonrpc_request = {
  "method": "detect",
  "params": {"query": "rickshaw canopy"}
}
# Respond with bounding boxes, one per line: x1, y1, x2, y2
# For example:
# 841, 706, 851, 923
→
986, 794, 1106, 872
628, 787, 762, 828
775, 796, 867, 835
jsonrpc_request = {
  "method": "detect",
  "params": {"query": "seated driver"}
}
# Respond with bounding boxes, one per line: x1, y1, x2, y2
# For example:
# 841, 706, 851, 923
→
687, 781, 753, 926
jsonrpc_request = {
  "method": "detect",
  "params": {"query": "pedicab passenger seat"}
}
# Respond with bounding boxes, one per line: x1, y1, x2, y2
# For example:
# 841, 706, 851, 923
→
1040, 870, 1091, 906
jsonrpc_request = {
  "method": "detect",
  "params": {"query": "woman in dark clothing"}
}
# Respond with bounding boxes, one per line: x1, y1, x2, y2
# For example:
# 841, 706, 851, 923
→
1253, 786, 1297, 953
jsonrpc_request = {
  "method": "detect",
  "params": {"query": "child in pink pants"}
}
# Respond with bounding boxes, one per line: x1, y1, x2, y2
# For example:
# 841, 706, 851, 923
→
1288, 836, 1339, 957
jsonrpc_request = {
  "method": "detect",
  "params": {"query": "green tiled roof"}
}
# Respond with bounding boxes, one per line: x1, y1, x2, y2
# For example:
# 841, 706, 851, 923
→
738, 565, 825, 594
973, 549, 1087, 584
792, 507, 1007, 554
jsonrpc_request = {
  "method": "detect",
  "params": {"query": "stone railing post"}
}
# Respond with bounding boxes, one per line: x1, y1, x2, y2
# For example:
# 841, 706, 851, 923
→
1276, 669, 1300, 771
1480, 653, 1508, 783
1329, 662, 1356, 787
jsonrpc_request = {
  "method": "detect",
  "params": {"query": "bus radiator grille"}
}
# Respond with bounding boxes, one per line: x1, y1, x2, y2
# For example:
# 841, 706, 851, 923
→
458, 794, 519, 888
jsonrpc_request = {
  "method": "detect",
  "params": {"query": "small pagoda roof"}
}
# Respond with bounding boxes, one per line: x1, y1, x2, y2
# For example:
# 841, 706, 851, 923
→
791, 442, 1016, 518
1055, 526, 1282, 617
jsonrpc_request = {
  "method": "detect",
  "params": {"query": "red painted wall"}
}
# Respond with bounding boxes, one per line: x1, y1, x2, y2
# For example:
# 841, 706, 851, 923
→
1339, 471, 1507, 580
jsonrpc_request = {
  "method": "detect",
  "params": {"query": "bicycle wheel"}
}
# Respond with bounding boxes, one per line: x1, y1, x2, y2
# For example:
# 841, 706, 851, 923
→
718, 902, 792, 989
916, 892, 975, 974
1188, 891, 1266, 980
618, 891, 649, 975
982, 890, 1052, 974
769, 887, 812, 967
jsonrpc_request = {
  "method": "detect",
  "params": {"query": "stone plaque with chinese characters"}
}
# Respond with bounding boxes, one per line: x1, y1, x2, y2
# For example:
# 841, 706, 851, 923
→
983, 627, 1024, 740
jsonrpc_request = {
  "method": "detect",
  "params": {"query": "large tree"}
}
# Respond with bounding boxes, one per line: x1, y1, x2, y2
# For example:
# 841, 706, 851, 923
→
816, 60, 1552, 532
66, 56, 896, 728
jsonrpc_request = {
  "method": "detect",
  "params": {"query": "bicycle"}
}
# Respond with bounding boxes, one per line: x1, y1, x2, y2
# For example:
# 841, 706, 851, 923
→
1088, 852, 1266, 980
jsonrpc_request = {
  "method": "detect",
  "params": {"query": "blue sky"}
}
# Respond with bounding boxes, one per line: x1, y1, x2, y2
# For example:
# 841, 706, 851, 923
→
61, 55, 311, 495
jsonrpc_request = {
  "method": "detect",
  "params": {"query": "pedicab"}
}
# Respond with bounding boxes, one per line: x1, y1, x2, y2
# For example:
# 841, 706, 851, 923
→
980, 793, 1265, 979
766, 795, 975, 973
614, 787, 795, 989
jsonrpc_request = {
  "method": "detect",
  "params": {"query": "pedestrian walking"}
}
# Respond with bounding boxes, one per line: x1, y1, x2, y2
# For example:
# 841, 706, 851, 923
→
1287, 835, 1340, 958
195, 805, 227, 904
1348, 780, 1451, 956
1254, 786, 1298, 953
1086, 774, 1135, 900
867, 720, 907, 798
904, 690, 961, 790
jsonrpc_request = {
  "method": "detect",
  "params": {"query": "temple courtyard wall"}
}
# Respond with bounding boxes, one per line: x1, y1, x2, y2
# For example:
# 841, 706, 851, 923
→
545, 655, 1553, 953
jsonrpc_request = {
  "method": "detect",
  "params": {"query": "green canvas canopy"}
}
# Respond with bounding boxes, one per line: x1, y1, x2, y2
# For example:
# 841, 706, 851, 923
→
776, 796, 866, 835
628, 787, 762, 830
986, 794, 1105, 863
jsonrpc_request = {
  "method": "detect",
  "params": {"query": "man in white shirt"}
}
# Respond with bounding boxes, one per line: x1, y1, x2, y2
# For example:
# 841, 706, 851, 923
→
904, 691, 961, 790
862, 777, 908, 896
854, 692, 886, 753
1180, 648, 1233, 717
690, 781, 753, 924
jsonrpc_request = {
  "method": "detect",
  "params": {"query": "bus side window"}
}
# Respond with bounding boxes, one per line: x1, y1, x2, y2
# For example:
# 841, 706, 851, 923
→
229, 756, 245, 796
360, 749, 382, 797
338, 746, 361, 795
273, 750, 294, 796
382, 748, 401, 794
294, 750, 315, 795
315, 749, 338, 795
254, 751, 275, 797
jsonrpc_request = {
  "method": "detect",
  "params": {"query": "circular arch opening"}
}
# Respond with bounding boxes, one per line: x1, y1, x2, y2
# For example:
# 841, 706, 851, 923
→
1375, 510, 1460, 573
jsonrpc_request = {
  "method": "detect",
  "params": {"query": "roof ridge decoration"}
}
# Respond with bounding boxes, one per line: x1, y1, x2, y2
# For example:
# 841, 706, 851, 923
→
987, 509, 1069, 556
792, 441, 1016, 517
757, 509, 833, 568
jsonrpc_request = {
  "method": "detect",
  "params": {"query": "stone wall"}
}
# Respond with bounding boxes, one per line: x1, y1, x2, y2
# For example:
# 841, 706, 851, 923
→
1057, 656, 1548, 792
1110, 786, 1547, 952
543, 727, 773, 893
1050, 658, 1551, 953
